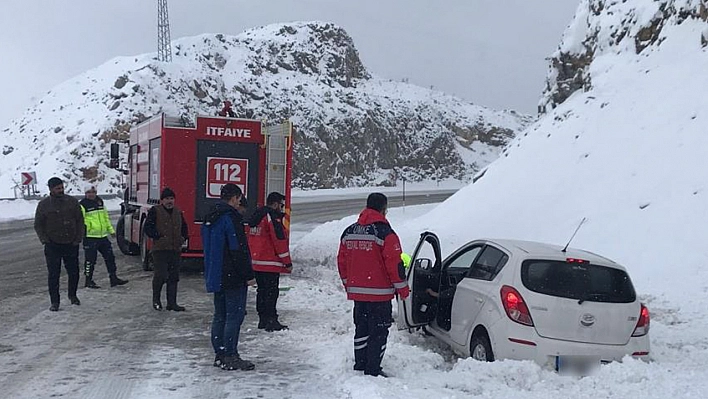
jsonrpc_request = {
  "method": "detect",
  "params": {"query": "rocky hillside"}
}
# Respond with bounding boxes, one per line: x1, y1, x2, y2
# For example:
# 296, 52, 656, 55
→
0, 21, 530, 195
539, 0, 708, 112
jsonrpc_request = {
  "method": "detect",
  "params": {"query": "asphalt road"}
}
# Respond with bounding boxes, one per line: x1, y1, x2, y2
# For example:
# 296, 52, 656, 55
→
0, 190, 456, 398
0, 191, 455, 302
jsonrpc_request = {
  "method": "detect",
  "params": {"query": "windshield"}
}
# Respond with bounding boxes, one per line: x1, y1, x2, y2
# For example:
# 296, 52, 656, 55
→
521, 260, 636, 303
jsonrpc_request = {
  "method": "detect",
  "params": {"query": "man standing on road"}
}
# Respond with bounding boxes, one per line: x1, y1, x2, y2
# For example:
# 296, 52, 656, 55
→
79, 185, 128, 289
337, 193, 410, 377
247, 192, 292, 332
143, 187, 188, 311
34, 177, 85, 311
202, 183, 256, 371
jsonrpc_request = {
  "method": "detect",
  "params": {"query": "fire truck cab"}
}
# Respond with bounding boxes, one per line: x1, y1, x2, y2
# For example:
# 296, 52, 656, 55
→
112, 113, 293, 270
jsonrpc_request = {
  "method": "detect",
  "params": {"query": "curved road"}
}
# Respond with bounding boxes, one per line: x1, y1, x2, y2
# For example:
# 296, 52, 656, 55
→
0, 190, 455, 398
0, 191, 455, 302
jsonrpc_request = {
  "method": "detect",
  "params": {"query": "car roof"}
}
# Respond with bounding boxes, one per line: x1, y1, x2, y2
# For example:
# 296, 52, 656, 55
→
477, 238, 622, 269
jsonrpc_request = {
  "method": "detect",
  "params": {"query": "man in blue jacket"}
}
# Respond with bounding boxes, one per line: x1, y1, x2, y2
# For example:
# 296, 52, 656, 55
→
202, 183, 256, 371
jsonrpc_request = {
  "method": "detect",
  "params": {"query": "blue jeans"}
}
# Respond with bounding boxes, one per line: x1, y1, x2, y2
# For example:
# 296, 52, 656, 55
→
211, 287, 247, 357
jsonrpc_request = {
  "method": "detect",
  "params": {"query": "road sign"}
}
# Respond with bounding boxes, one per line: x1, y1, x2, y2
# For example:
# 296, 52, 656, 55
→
206, 157, 248, 199
21, 172, 36, 186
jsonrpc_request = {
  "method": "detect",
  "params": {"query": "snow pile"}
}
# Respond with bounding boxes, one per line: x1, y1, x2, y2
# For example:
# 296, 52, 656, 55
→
289, 1, 708, 396
0, 21, 530, 197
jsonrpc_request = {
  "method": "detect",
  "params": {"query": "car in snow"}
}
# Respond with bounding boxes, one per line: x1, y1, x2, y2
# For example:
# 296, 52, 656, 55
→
397, 232, 650, 373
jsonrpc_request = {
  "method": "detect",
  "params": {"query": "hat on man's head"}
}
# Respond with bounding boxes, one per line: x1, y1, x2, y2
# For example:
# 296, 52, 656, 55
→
84, 185, 96, 193
160, 187, 176, 199
47, 177, 64, 188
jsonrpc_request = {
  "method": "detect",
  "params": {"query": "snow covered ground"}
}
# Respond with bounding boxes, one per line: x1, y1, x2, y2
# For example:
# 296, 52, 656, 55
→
0, 198, 122, 223
0, 180, 461, 222
291, 206, 708, 398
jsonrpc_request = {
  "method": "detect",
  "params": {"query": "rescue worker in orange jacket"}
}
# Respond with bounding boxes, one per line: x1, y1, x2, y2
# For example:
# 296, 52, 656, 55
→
247, 192, 292, 331
337, 193, 410, 377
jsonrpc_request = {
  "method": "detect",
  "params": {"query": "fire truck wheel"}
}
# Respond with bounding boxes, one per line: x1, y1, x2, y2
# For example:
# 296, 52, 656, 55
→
116, 217, 139, 256
140, 228, 153, 271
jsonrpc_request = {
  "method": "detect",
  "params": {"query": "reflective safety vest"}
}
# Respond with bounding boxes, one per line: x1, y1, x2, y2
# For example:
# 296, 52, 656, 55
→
79, 197, 114, 238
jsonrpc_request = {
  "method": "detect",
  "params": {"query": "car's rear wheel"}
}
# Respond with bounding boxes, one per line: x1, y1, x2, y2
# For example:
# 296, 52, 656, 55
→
470, 331, 494, 362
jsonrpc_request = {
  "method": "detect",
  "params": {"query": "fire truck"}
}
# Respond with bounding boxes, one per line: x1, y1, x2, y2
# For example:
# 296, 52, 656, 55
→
110, 113, 294, 270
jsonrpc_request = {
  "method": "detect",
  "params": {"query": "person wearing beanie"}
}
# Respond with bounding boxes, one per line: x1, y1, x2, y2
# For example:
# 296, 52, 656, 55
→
337, 192, 410, 377
202, 183, 256, 371
143, 187, 189, 311
247, 191, 292, 332
34, 177, 85, 311
79, 185, 128, 289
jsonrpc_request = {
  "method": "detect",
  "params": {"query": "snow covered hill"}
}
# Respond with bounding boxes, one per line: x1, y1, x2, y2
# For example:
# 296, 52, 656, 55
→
293, 0, 708, 397
0, 21, 530, 197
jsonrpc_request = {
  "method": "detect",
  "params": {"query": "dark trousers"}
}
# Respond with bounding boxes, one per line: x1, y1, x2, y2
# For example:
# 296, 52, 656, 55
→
211, 287, 248, 357
353, 301, 392, 376
83, 237, 117, 278
152, 250, 180, 304
44, 242, 80, 305
255, 271, 280, 322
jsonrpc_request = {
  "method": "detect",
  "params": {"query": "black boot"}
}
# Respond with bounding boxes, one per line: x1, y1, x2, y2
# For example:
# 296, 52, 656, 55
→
85, 277, 101, 289
84, 262, 100, 288
110, 275, 128, 287
166, 281, 185, 311
49, 303, 59, 312
69, 296, 81, 305
152, 286, 163, 311
221, 355, 255, 371
264, 319, 288, 332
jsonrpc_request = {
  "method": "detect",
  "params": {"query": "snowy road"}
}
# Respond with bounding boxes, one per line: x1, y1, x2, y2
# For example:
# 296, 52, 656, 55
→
0, 191, 454, 302
0, 192, 453, 399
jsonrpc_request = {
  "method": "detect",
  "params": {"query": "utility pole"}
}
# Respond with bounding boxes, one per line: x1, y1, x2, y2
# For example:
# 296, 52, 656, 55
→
157, 0, 173, 62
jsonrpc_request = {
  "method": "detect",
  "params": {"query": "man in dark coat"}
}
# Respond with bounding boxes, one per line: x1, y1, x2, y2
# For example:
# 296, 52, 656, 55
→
202, 183, 256, 371
143, 187, 189, 311
34, 177, 85, 311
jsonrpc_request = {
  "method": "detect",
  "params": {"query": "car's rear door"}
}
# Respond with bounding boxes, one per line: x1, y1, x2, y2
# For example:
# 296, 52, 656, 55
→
450, 244, 509, 346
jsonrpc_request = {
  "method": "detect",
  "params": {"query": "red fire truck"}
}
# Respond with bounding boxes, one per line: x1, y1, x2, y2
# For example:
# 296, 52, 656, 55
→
111, 113, 294, 270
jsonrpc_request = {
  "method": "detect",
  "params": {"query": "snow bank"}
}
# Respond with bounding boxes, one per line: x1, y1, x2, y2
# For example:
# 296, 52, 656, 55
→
287, 1, 708, 396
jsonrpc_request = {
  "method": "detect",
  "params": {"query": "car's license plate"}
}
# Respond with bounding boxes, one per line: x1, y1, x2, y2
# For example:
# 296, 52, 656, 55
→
556, 355, 601, 376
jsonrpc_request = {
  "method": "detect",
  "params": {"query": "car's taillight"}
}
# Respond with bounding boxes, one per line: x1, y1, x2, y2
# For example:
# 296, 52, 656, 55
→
632, 303, 650, 337
500, 285, 534, 326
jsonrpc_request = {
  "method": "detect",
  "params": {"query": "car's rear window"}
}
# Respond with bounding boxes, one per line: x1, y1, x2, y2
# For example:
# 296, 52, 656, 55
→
521, 260, 636, 303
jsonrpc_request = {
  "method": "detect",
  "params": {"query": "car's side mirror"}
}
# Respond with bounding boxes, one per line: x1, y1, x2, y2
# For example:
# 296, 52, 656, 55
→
414, 258, 432, 270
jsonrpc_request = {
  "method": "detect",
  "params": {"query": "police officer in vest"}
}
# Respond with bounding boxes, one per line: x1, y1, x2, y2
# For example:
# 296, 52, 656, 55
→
337, 193, 410, 377
79, 185, 128, 289
144, 187, 189, 311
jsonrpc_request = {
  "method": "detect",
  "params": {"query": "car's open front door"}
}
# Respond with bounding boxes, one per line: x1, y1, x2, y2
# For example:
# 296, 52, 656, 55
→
397, 231, 442, 329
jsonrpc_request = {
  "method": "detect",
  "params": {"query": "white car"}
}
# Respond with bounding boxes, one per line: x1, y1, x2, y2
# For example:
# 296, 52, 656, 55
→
397, 232, 650, 373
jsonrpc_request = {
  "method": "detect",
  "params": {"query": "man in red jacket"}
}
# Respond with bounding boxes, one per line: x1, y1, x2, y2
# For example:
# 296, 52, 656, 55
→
337, 193, 410, 377
247, 192, 292, 332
